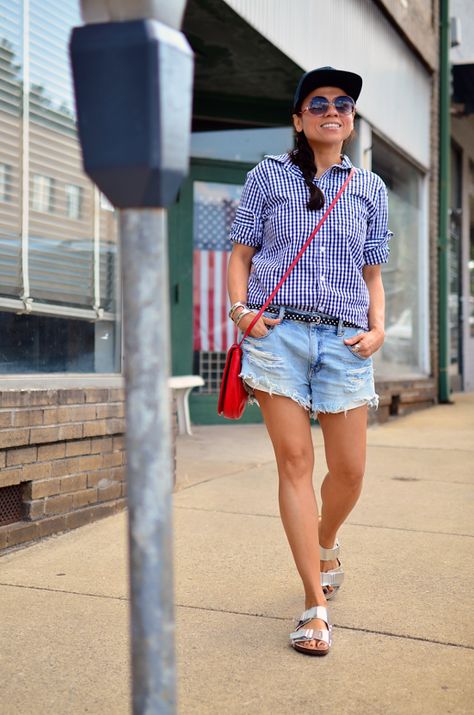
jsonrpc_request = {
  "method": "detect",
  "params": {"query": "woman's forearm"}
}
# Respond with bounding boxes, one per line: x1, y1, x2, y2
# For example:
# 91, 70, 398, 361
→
227, 246, 255, 305
363, 265, 385, 334
367, 279, 385, 333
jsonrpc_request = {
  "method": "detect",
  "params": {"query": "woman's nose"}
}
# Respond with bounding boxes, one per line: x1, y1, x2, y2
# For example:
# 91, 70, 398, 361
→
324, 101, 339, 115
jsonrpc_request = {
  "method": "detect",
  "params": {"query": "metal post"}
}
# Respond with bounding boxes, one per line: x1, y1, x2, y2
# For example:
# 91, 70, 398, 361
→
438, 0, 452, 403
70, 4, 192, 710
120, 208, 175, 713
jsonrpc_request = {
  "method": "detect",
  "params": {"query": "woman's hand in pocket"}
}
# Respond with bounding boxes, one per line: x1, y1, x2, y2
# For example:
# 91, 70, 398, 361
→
344, 327, 385, 358
238, 312, 281, 338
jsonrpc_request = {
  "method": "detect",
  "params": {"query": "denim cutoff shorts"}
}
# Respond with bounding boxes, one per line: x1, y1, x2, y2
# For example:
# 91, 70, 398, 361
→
240, 306, 379, 418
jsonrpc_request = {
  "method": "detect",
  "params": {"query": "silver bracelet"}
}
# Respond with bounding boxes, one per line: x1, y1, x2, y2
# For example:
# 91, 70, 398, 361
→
234, 307, 253, 326
229, 301, 247, 320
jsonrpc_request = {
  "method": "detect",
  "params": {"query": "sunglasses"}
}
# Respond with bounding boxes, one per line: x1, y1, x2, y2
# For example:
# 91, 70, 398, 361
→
300, 95, 355, 117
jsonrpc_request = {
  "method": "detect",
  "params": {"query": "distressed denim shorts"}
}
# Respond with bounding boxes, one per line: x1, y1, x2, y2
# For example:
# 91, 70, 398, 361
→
240, 306, 379, 418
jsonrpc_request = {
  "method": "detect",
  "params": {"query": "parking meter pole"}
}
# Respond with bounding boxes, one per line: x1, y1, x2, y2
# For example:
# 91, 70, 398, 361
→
120, 207, 176, 714
70, 8, 192, 711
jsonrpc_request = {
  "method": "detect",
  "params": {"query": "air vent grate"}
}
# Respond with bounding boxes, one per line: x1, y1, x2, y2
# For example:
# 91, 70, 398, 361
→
0, 484, 24, 526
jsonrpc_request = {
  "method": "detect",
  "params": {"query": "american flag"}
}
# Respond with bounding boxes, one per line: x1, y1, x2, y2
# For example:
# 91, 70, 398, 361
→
193, 185, 241, 352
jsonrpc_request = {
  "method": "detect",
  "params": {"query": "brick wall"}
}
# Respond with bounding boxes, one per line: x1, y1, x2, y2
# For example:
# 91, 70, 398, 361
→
0, 387, 127, 551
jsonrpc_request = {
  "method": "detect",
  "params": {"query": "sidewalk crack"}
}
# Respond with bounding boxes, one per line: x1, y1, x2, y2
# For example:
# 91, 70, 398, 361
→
175, 461, 275, 492
0, 581, 127, 601
174, 506, 474, 538
176, 603, 474, 651
2, 584, 470, 652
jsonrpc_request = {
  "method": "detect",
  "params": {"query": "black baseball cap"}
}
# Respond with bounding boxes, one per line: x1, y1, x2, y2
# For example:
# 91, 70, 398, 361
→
293, 66, 363, 112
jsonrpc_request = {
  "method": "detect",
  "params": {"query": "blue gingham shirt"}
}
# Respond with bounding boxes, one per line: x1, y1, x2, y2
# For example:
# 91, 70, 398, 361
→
229, 153, 392, 330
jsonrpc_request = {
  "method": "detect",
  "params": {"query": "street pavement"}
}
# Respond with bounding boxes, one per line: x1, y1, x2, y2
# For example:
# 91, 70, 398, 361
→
1, 392, 473, 714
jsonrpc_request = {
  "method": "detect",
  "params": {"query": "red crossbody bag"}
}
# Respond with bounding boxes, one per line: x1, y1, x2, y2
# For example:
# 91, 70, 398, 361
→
217, 168, 355, 419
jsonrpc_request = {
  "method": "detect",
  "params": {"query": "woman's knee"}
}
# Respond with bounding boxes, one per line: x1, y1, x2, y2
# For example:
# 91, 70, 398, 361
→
330, 465, 364, 490
276, 445, 314, 484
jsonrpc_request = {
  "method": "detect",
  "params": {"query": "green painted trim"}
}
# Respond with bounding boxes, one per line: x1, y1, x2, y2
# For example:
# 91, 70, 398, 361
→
169, 157, 251, 374
168, 158, 266, 424
168, 177, 194, 376
190, 157, 255, 178
438, 0, 451, 403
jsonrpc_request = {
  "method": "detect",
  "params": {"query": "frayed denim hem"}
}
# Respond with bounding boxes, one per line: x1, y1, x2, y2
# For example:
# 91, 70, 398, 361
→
241, 371, 379, 419
240, 373, 312, 413
312, 393, 379, 419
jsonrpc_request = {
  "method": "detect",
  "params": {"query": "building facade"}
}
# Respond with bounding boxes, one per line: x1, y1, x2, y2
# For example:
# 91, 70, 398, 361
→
0, 0, 472, 548
180, 0, 440, 422
0, 0, 125, 549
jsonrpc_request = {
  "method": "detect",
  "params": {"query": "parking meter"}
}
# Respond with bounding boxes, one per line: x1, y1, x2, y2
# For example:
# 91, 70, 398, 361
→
70, 4, 193, 711
70, 18, 193, 208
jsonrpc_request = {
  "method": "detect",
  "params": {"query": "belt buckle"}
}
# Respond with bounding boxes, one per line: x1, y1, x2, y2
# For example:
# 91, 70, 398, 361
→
314, 315, 322, 325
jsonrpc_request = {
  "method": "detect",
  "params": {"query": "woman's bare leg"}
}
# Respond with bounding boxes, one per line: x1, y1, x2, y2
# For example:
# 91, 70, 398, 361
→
254, 389, 328, 653
317, 406, 368, 586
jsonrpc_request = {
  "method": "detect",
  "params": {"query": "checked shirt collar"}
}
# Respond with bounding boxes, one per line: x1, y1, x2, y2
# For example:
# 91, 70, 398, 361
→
263, 152, 354, 181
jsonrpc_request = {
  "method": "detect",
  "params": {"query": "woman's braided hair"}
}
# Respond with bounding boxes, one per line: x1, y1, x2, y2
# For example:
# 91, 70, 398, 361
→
289, 128, 356, 211
289, 131, 324, 211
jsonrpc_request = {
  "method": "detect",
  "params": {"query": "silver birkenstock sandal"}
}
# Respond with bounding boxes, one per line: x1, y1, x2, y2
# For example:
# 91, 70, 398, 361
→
320, 539, 344, 600
289, 606, 332, 656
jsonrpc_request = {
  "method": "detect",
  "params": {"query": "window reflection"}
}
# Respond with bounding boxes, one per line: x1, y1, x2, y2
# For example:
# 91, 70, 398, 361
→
372, 135, 426, 377
0, 312, 117, 373
32, 174, 55, 213
449, 144, 462, 383
0, 163, 12, 201
0, 5, 22, 300
65, 184, 82, 219
29, 0, 80, 124
0, 0, 120, 374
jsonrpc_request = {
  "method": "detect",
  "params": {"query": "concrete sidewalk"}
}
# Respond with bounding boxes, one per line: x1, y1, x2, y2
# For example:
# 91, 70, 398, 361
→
1, 393, 473, 714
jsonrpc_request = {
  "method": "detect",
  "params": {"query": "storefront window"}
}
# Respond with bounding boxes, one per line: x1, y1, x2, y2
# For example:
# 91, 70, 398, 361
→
0, 0, 120, 374
188, 128, 293, 393
449, 144, 463, 386
372, 135, 427, 377
0, 313, 117, 373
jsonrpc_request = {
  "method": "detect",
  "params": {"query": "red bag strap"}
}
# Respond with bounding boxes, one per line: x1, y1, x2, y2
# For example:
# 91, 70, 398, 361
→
239, 167, 355, 345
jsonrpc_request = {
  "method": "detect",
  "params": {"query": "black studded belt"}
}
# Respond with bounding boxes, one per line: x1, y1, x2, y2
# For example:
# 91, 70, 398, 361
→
247, 304, 362, 329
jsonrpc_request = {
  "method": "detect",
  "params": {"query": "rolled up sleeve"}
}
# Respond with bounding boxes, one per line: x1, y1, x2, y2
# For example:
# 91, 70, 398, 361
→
229, 174, 265, 248
363, 183, 393, 265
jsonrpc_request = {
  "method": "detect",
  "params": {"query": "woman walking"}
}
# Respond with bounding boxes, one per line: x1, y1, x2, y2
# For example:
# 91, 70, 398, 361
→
227, 66, 392, 656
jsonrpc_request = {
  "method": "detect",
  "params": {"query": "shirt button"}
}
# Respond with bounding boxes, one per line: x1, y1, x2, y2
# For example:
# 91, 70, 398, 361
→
320, 247, 325, 252
320, 275, 325, 281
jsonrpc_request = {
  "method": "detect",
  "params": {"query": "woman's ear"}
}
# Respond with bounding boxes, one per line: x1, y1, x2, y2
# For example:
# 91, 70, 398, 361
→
292, 113, 303, 133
